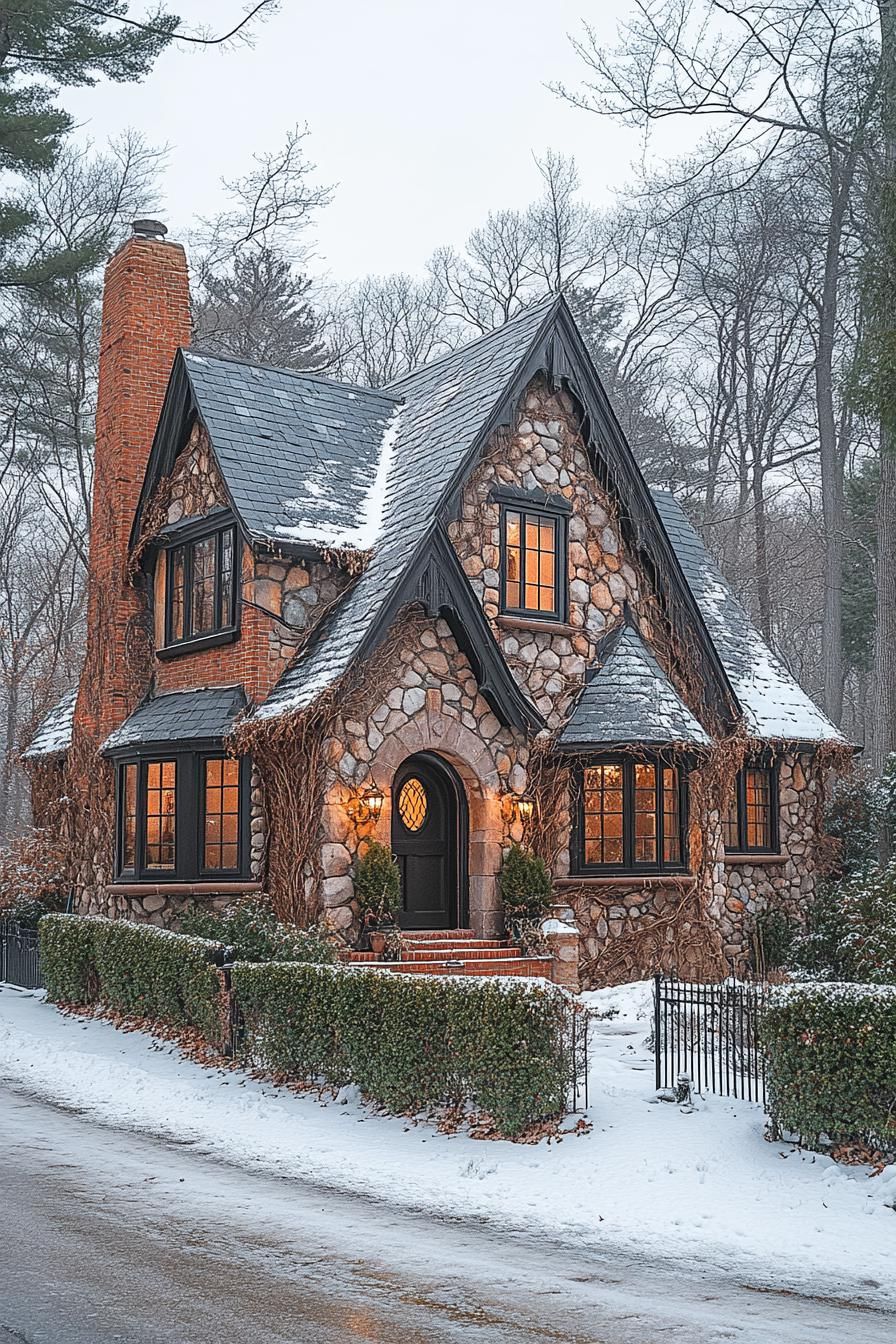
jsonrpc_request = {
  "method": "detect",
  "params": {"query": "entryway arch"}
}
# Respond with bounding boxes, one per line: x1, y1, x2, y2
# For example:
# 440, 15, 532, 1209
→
391, 752, 468, 929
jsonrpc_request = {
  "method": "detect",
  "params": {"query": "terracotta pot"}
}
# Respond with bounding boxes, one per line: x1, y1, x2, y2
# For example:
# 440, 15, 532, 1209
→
369, 930, 387, 957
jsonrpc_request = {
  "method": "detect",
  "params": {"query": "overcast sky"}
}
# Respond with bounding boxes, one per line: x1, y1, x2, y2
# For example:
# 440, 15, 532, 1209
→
66, 1, 661, 284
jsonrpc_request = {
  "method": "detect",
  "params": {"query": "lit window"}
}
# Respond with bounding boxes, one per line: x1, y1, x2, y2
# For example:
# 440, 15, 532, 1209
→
204, 757, 241, 871
115, 752, 247, 881
502, 507, 562, 618
723, 765, 778, 854
165, 523, 237, 648
144, 760, 176, 870
575, 758, 688, 875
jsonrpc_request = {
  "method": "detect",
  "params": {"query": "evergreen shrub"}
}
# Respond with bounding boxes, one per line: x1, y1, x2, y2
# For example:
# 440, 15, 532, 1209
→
353, 841, 401, 923
500, 843, 553, 921
761, 983, 896, 1154
231, 961, 579, 1137
179, 895, 336, 965
39, 914, 227, 1041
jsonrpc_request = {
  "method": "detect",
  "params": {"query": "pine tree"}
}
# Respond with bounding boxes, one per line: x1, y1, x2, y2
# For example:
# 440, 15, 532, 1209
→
193, 247, 327, 370
0, 2, 178, 286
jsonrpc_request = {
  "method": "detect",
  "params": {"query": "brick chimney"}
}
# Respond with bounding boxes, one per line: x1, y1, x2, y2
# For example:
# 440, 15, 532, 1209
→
74, 220, 191, 746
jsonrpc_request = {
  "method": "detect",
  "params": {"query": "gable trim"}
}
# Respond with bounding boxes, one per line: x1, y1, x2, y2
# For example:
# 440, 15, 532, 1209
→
128, 352, 251, 555
357, 527, 544, 734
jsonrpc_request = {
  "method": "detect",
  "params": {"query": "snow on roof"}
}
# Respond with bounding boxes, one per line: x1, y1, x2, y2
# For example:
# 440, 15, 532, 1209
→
254, 298, 559, 721
652, 491, 846, 745
23, 688, 77, 760
271, 405, 403, 551
179, 349, 400, 550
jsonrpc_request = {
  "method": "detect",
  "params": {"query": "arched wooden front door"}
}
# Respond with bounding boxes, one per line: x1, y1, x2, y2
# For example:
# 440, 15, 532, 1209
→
391, 753, 467, 929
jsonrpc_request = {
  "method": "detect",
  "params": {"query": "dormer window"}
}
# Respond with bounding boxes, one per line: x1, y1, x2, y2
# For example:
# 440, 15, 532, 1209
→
500, 504, 566, 620
161, 517, 238, 655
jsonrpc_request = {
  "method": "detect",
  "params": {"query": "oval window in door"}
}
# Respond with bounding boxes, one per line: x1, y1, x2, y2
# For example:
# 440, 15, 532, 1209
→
397, 776, 427, 832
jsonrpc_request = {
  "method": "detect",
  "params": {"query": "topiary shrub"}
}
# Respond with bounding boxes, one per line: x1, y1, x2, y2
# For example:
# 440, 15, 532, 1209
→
39, 914, 227, 1042
761, 983, 896, 1155
231, 960, 581, 1138
353, 841, 401, 925
40, 913, 96, 1004
179, 894, 336, 965
500, 843, 553, 929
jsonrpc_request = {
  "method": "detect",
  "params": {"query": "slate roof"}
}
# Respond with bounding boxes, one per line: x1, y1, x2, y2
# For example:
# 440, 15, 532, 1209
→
652, 491, 845, 744
255, 297, 559, 719
22, 689, 77, 760
176, 350, 398, 548
558, 625, 712, 750
101, 686, 246, 754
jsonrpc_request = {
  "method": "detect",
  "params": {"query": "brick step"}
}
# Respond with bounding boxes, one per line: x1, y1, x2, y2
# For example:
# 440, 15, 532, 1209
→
403, 937, 510, 950
398, 929, 479, 941
352, 944, 517, 964
384, 956, 552, 978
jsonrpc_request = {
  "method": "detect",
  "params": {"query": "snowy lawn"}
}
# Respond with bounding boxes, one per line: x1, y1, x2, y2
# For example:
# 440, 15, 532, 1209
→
1, 979, 894, 1308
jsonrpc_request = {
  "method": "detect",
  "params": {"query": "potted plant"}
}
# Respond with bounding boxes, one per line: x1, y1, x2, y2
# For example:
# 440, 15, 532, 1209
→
353, 840, 401, 955
499, 842, 553, 953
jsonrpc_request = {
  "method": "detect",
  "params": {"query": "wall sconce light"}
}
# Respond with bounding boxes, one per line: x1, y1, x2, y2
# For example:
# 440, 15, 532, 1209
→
349, 784, 384, 824
502, 791, 535, 825
516, 794, 535, 826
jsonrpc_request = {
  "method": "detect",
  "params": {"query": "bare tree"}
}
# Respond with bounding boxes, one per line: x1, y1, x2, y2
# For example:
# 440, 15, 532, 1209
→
190, 126, 332, 370
0, 134, 161, 841
325, 272, 457, 387
558, 0, 882, 722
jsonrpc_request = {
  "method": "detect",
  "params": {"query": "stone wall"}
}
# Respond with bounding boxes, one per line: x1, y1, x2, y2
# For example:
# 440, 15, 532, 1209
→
712, 753, 821, 958
448, 376, 673, 728
314, 609, 529, 938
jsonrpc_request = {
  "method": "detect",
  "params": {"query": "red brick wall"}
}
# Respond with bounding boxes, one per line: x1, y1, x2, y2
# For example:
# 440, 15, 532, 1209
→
74, 232, 191, 746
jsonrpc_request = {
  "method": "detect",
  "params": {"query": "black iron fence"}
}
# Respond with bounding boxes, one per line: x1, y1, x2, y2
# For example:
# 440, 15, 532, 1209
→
653, 974, 767, 1104
0, 920, 43, 990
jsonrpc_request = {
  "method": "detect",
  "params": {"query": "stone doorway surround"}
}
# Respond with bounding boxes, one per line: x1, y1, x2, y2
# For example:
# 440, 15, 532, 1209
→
325, 693, 507, 938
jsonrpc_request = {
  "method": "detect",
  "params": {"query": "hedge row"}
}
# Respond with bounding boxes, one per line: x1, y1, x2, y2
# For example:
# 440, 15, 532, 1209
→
39, 914, 227, 1043
761, 983, 896, 1153
231, 961, 578, 1137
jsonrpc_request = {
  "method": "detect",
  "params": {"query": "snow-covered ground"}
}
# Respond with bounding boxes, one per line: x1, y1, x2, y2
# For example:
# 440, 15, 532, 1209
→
1, 980, 894, 1311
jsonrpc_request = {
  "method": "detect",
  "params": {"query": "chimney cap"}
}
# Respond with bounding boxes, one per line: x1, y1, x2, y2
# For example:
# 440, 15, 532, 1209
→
131, 218, 168, 240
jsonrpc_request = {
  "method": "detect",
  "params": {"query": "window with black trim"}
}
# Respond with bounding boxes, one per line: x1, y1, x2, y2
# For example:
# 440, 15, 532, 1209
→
722, 764, 779, 854
115, 750, 249, 881
164, 522, 237, 650
573, 757, 688, 875
501, 506, 565, 619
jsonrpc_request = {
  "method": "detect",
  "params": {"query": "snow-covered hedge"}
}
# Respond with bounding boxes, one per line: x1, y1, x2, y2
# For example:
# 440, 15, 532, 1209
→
40, 914, 227, 1042
761, 983, 896, 1154
231, 961, 579, 1138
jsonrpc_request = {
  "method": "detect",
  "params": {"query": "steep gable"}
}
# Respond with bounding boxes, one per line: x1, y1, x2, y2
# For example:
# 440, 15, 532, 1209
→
131, 351, 400, 553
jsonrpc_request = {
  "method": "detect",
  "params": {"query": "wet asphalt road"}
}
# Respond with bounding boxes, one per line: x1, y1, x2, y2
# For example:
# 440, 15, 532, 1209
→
1, 1087, 893, 1344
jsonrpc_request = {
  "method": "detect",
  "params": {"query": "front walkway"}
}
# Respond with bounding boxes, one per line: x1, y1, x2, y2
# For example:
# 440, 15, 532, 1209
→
0, 983, 893, 1313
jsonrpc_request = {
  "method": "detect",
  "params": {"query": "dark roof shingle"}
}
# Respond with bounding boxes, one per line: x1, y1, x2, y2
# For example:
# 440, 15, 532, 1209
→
22, 689, 77, 760
182, 350, 399, 547
256, 297, 558, 718
558, 625, 711, 750
101, 686, 246, 754
651, 491, 845, 743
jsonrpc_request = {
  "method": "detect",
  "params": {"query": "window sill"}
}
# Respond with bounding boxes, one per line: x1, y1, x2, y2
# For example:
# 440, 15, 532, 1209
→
497, 614, 578, 638
156, 628, 239, 660
107, 880, 262, 897
723, 853, 784, 867
555, 874, 694, 889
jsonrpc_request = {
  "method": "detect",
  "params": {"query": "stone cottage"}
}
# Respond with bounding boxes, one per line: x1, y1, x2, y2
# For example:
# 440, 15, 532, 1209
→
25, 220, 850, 987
